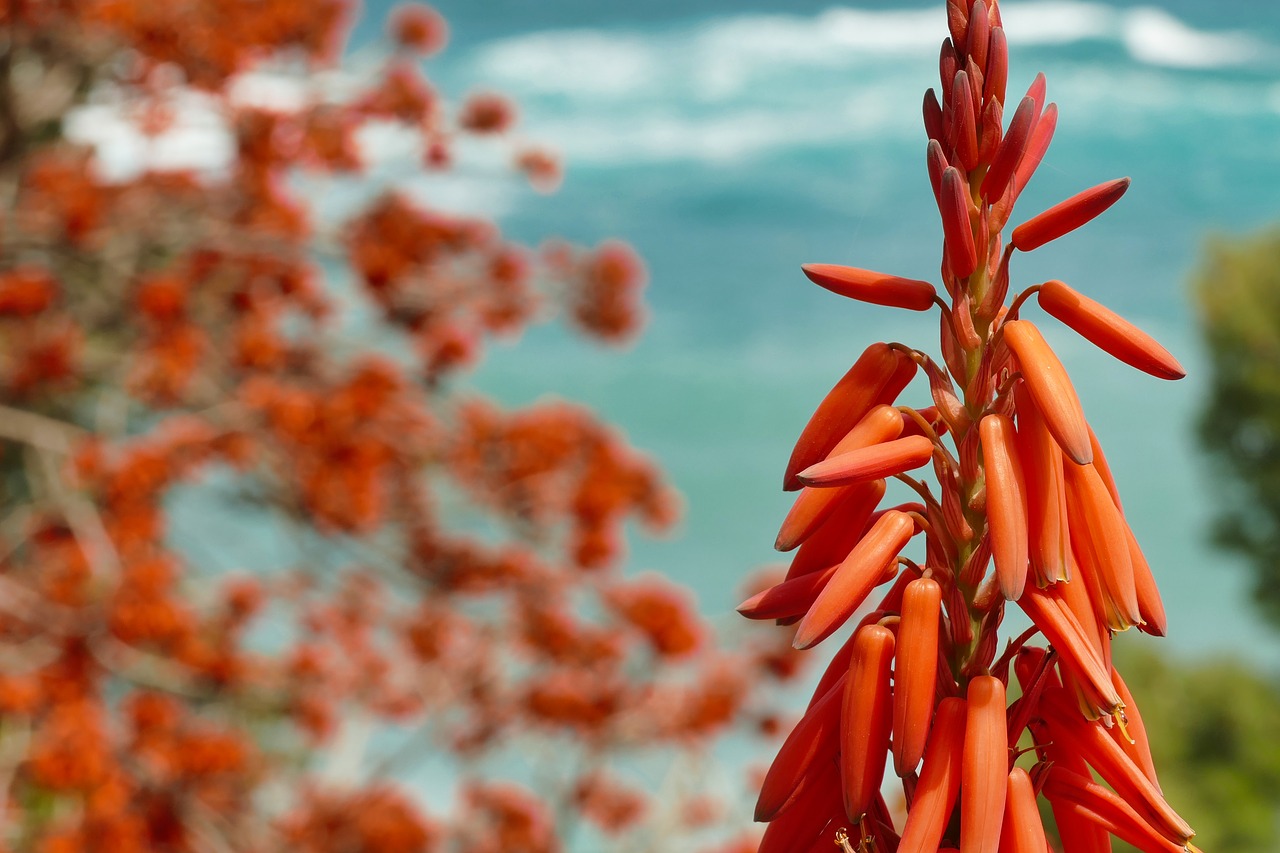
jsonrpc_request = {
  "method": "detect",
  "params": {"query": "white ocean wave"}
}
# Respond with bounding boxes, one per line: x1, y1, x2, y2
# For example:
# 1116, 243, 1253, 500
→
531, 93, 918, 167
468, 30, 662, 99
461, 2, 1275, 168
998, 2, 1117, 44
1121, 6, 1265, 69
470, 1, 1273, 99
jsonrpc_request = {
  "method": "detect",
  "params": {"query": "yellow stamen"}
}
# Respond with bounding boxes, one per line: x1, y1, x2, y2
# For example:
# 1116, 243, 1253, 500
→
1113, 706, 1136, 745
860, 818, 877, 852
833, 821, 876, 853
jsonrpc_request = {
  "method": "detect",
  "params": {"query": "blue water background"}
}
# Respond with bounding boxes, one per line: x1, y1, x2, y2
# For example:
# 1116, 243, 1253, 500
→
344, 0, 1280, 670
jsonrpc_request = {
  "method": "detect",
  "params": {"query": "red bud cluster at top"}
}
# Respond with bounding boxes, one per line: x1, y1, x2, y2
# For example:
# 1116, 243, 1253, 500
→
0, 2, 805, 850
741, 1, 1198, 850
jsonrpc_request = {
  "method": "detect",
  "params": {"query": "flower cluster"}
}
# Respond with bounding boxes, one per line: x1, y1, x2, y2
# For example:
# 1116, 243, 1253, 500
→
742, 1, 1198, 850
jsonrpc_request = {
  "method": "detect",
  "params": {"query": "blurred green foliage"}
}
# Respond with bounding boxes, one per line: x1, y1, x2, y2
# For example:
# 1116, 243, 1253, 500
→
1191, 227, 1280, 626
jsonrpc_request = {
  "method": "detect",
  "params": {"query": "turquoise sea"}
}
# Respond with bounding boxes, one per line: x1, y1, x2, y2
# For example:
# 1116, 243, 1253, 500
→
372, 0, 1280, 669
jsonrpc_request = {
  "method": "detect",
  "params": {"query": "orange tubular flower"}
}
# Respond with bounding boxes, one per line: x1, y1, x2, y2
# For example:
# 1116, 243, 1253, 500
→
1001, 768, 1050, 853
978, 414, 1030, 600
960, 676, 1007, 853
792, 510, 915, 650
840, 625, 895, 823
1062, 461, 1142, 631
1011, 178, 1131, 252
939, 168, 978, 278
1013, 390, 1071, 585
898, 697, 966, 853
1041, 765, 1192, 853
776, 406, 902, 550
979, 96, 1035, 202
802, 264, 937, 312
796, 435, 936, 488
1001, 320, 1092, 465
892, 577, 942, 776
784, 479, 889, 579
1036, 280, 1186, 380
746, 1, 1194, 850
754, 674, 846, 822
784, 343, 916, 490
775, 476, 887, 553
1039, 690, 1193, 844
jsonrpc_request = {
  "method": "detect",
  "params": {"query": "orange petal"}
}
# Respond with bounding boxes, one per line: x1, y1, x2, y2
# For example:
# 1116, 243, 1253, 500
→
981, 96, 1035, 203
775, 485, 857, 553
1011, 178, 1130, 252
797, 435, 936, 488
1042, 765, 1191, 853
785, 479, 888, 579
983, 27, 1008, 105
945, 3, 966, 50
967, 0, 990, 70
1037, 280, 1184, 379
777, 406, 902, 550
1052, 798, 1183, 853
1031, 718, 1111, 853
1063, 461, 1141, 632
1002, 319, 1092, 465
961, 676, 1008, 853
1011, 102, 1056, 200
802, 264, 937, 312
1126, 524, 1167, 637
758, 759, 840, 851
794, 511, 915, 649
893, 577, 942, 776
925, 88, 944, 143
1041, 692, 1192, 844
841, 625, 896, 822
979, 99, 1004, 172
928, 139, 950, 203
738, 563, 839, 621
755, 673, 846, 821
1000, 768, 1049, 853
784, 344, 916, 490
1016, 583, 1120, 718
1056, 553, 1110, 671
1087, 424, 1123, 511
777, 476, 889, 553
1025, 71, 1047, 116
1014, 389, 1070, 585
980, 414, 1030, 600
1110, 667, 1160, 789
951, 71, 979, 170
898, 697, 966, 852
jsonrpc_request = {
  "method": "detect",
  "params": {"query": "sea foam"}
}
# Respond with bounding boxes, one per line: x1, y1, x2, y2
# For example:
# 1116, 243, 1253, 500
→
463, 2, 1275, 169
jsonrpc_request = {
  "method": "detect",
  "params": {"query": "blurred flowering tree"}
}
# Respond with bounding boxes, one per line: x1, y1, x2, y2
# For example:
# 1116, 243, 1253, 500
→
0, 2, 798, 850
